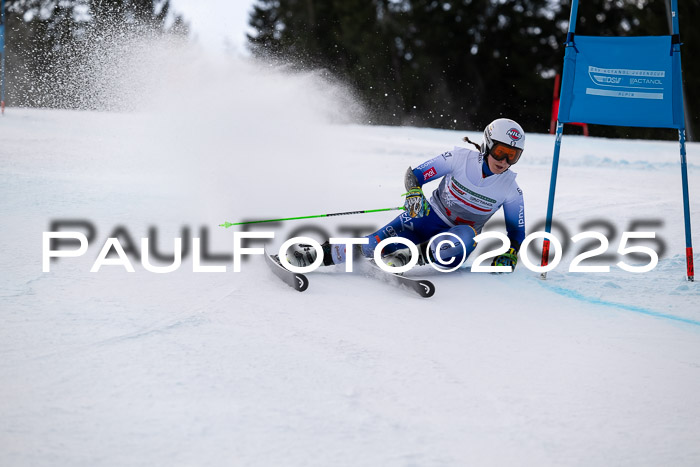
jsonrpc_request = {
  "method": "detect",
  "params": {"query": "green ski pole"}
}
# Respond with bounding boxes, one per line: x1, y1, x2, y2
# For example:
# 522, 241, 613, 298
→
219, 206, 405, 228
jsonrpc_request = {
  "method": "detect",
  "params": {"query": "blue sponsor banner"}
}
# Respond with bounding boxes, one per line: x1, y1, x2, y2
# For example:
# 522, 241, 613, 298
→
558, 35, 683, 129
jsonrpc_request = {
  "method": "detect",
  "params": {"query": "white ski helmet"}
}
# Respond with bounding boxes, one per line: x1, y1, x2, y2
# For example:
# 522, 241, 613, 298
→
482, 118, 525, 165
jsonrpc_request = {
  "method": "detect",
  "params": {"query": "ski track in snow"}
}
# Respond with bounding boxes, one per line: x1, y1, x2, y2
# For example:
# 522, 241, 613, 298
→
2, 99, 700, 467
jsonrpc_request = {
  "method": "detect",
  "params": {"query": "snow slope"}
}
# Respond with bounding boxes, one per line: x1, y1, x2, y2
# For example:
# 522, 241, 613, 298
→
1, 54, 700, 466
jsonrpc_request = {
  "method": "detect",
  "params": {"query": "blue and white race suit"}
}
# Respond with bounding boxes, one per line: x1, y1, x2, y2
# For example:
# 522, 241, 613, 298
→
330, 146, 526, 264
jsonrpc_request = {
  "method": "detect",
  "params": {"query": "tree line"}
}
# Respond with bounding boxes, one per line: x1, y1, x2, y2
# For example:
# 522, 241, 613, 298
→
2, 0, 187, 109
2, 0, 697, 139
247, 0, 699, 140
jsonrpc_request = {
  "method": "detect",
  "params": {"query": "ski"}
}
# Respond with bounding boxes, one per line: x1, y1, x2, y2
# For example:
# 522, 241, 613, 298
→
264, 245, 434, 297
264, 249, 309, 292
353, 246, 435, 298
362, 258, 435, 298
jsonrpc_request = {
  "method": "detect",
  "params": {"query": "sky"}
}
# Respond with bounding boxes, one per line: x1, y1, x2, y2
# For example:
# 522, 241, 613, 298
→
168, 0, 256, 55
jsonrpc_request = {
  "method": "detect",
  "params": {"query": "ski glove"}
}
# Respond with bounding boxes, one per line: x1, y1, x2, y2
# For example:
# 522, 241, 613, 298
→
491, 248, 518, 272
403, 187, 430, 218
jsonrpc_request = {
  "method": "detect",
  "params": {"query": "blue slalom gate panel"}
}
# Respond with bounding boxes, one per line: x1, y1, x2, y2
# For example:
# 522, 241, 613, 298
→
542, 0, 694, 281
558, 35, 684, 129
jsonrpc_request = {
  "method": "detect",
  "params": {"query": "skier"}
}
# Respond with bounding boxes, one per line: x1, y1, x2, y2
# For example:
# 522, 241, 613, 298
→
288, 118, 527, 271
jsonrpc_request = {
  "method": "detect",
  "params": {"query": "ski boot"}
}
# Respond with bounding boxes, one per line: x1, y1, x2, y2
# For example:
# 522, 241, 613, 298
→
285, 242, 335, 267
382, 246, 429, 268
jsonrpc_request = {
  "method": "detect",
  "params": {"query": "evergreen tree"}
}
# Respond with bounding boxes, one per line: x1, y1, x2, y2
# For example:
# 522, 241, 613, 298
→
248, 0, 698, 139
248, 0, 405, 123
248, 0, 570, 129
3, 0, 187, 108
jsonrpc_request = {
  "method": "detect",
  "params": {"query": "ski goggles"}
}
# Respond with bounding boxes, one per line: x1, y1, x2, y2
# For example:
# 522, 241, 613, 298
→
489, 142, 523, 165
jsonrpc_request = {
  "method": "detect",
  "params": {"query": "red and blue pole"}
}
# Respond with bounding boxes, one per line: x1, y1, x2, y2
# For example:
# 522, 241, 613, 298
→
671, 0, 694, 281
